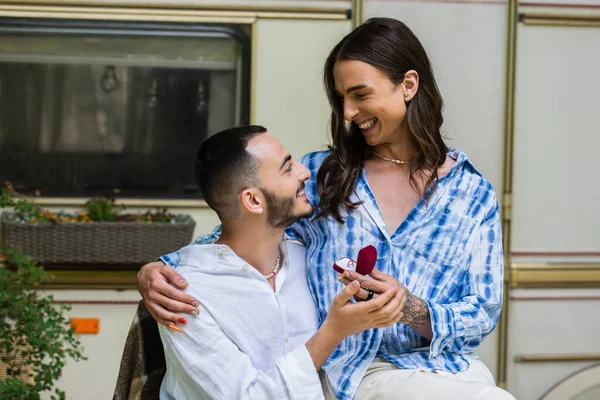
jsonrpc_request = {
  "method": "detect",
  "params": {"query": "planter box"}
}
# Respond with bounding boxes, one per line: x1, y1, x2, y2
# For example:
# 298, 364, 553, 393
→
1, 212, 195, 265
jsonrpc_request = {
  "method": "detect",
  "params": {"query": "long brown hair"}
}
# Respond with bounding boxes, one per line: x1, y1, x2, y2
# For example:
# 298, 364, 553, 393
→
317, 18, 448, 223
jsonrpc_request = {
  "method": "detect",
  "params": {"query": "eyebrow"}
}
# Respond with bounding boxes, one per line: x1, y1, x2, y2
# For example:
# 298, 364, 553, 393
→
346, 84, 368, 94
279, 154, 292, 171
335, 84, 369, 97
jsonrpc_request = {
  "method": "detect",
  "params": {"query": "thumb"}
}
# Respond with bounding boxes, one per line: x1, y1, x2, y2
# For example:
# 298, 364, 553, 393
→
160, 265, 188, 288
333, 280, 360, 307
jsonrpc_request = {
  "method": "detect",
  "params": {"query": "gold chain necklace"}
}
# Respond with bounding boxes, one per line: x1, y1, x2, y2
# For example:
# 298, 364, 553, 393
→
372, 151, 414, 165
263, 251, 281, 280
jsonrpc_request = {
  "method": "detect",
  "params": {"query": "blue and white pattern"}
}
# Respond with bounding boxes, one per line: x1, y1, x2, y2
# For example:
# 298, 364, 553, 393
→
161, 149, 503, 400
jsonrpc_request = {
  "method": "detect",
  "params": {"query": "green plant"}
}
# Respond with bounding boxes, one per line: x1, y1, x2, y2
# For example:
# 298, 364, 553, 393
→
1, 189, 85, 399
1, 183, 55, 223
134, 207, 174, 223
2, 183, 192, 224
83, 197, 125, 222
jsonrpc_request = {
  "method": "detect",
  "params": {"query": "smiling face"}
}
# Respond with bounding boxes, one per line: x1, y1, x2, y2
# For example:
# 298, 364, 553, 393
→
333, 59, 414, 147
245, 133, 313, 228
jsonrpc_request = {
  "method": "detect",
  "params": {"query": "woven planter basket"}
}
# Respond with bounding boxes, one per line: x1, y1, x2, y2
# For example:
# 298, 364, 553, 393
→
1, 212, 195, 265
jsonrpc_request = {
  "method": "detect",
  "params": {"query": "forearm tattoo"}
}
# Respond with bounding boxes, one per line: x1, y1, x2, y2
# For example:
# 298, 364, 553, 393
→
400, 291, 430, 330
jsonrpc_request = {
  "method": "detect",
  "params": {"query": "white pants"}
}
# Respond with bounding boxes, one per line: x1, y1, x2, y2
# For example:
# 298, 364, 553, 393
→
326, 358, 517, 400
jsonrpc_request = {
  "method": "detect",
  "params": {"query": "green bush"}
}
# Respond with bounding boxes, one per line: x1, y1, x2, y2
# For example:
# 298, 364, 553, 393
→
1, 187, 85, 399
83, 197, 124, 222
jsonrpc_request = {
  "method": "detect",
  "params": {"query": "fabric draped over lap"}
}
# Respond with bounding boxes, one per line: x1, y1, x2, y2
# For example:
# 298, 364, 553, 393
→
113, 301, 166, 400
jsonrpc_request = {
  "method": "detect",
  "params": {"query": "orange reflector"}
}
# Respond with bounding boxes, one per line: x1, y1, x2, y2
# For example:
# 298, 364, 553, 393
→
70, 318, 100, 334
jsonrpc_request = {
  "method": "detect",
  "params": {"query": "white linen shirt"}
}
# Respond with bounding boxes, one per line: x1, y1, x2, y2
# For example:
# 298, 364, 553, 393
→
158, 240, 322, 400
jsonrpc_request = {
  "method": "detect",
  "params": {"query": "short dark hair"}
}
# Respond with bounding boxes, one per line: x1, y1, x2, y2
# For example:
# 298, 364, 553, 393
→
195, 125, 267, 220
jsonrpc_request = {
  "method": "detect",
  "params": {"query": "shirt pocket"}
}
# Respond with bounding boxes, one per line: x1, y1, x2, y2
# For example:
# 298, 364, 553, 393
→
404, 208, 477, 301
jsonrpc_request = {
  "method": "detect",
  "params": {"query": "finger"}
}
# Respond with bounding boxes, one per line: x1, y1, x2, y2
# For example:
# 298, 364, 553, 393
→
147, 280, 199, 312
159, 264, 189, 289
144, 300, 181, 327
362, 288, 397, 312
369, 267, 385, 280
376, 309, 404, 328
145, 265, 199, 312
369, 267, 395, 284
342, 270, 366, 283
375, 289, 407, 325
338, 275, 370, 301
341, 274, 389, 295
332, 280, 361, 307
353, 289, 368, 302
372, 289, 403, 319
138, 260, 165, 283
144, 289, 200, 316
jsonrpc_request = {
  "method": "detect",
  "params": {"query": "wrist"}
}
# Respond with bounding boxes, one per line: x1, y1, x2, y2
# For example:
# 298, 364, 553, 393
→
320, 318, 346, 343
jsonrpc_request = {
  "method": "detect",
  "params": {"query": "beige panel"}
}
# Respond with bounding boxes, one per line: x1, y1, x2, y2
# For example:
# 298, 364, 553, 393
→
45, 290, 142, 400
253, 19, 351, 157
512, 24, 600, 252
364, 0, 507, 194
506, 288, 600, 399
541, 364, 600, 400
508, 362, 599, 400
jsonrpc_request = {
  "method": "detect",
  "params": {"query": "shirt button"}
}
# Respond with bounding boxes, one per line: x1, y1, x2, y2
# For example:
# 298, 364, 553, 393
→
219, 248, 227, 255
284, 335, 289, 342
242, 264, 249, 271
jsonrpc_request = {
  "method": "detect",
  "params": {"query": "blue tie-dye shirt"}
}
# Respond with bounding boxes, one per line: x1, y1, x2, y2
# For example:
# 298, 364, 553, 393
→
161, 149, 503, 400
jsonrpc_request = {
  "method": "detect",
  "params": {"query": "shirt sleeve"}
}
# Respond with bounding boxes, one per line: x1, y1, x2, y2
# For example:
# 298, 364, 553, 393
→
426, 199, 504, 358
159, 225, 222, 268
159, 305, 324, 400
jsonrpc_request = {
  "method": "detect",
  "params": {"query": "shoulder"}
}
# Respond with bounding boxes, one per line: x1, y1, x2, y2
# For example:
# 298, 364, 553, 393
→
447, 149, 498, 215
300, 150, 331, 175
450, 150, 493, 189
285, 239, 306, 259
177, 244, 219, 273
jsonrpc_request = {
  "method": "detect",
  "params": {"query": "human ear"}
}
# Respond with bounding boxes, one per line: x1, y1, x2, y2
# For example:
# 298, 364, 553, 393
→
402, 70, 419, 101
240, 188, 264, 215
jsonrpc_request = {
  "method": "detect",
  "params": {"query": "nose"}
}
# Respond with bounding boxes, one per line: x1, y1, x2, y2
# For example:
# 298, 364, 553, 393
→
343, 98, 359, 121
296, 162, 310, 182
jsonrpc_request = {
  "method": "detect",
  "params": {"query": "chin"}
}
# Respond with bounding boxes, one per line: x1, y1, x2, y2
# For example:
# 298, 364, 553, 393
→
364, 136, 380, 146
296, 203, 314, 218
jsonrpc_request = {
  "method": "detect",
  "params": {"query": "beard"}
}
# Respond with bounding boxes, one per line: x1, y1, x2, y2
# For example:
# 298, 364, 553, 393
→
260, 186, 313, 229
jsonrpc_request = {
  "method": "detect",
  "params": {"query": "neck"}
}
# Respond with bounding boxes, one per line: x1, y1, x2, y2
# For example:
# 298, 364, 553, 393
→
216, 221, 283, 276
373, 126, 417, 163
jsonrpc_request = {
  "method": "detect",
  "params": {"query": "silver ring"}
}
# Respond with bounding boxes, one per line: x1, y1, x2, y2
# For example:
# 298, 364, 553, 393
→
363, 289, 374, 301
